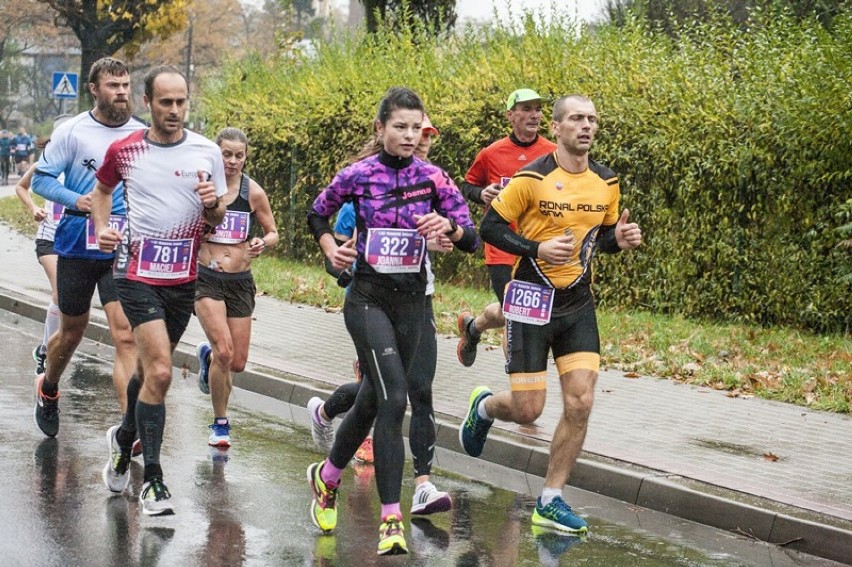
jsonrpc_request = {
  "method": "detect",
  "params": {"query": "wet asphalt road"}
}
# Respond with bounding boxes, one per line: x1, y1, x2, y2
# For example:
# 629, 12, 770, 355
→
0, 311, 840, 566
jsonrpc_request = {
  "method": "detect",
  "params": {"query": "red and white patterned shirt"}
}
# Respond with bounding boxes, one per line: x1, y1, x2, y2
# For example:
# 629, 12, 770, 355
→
96, 129, 227, 286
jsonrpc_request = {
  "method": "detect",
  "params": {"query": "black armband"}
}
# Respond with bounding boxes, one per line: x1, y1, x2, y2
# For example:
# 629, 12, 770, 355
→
480, 207, 539, 257
452, 225, 478, 253
597, 224, 622, 254
460, 182, 485, 206
306, 210, 333, 242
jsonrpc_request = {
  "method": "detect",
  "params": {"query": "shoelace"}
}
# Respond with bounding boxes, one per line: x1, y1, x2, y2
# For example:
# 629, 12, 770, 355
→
543, 498, 574, 520
319, 482, 337, 509
464, 323, 479, 345
466, 409, 489, 434
112, 450, 131, 475
313, 467, 338, 508
147, 479, 171, 501
381, 518, 403, 538
210, 423, 230, 436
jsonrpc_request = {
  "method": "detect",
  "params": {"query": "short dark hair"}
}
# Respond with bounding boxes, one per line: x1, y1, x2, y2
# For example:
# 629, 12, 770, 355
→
376, 87, 424, 125
143, 65, 185, 101
552, 94, 593, 122
88, 57, 130, 86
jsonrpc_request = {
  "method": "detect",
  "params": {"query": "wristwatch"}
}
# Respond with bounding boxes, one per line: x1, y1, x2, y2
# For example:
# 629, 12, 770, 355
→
444, 218, 458, 237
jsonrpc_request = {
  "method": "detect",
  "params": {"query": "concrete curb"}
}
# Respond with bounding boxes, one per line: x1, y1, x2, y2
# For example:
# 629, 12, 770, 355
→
3, 289, 850, 564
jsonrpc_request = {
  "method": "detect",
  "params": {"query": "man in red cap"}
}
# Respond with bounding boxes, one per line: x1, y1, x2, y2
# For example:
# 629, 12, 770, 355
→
456, 88, 556, 367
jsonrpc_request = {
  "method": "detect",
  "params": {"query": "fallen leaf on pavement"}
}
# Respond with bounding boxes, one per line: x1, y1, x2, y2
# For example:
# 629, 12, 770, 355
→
763, 452, 780, 462
624, 372, 640, 378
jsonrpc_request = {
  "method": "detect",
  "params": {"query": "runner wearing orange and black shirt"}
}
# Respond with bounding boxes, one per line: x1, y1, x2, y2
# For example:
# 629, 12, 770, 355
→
459, 94, 642, 535
456, 88, 556, 367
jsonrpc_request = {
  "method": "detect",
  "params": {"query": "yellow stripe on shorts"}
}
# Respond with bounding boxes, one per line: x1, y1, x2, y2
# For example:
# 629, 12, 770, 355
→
555, 352, 600, 375
508, 372, 547, 391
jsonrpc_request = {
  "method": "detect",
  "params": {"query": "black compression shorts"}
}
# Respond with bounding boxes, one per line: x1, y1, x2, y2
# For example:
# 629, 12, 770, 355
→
504, 300, 601, 390
115, 278, 195, 344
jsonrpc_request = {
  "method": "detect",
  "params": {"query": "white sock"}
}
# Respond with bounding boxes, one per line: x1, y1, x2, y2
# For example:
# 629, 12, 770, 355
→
477, 399, 492, 421
540, 488, 562, 506
42, 302, 60, 347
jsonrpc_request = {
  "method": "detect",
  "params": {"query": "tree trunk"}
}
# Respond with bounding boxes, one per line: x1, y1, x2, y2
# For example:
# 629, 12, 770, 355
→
78, 45, 98, 110
361, 0, 386, 33
75, 0, 101, 110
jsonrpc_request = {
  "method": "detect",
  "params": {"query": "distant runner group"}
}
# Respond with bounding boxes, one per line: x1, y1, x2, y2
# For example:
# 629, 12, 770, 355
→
18, 55, 641, 556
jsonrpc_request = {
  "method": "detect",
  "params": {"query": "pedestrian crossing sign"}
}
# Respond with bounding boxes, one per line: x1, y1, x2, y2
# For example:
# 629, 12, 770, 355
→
52, 72, 78, 100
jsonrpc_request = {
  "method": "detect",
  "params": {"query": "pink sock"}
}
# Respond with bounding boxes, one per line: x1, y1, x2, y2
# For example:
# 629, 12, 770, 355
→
381, 503, 402, 521
320, 459, 343, 488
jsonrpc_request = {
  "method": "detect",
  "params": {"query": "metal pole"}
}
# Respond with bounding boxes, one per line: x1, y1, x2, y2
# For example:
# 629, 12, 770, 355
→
186, 24, 193, 88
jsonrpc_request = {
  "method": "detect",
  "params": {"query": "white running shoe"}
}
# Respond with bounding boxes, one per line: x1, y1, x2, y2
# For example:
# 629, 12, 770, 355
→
307, 397, 334, 453
208, 419, 231, 448
411, 481, 452, 515
140, 478, 174, 516
102, 425, 131, 493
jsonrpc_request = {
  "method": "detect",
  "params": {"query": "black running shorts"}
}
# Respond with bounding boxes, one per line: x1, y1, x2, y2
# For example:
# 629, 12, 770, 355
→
114, 278, 195, 344
505, 300, 601, 391
194, 265, 256, 318
35, 238, 55, 258
56, 256, 119, 317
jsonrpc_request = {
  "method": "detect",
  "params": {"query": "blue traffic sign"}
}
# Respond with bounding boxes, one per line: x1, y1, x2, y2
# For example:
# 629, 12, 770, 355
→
52, 72, 78, 100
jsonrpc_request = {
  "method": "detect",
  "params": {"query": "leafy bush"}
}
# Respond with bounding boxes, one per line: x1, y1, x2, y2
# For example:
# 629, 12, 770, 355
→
200, 7, 851, 333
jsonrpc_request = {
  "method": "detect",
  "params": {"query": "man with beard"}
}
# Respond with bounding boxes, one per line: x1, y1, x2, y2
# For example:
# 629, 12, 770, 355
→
31, 57, 146, 438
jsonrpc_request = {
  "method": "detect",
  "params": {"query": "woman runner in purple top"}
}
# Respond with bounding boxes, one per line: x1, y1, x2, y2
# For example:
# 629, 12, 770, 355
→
305, 86, 477, 555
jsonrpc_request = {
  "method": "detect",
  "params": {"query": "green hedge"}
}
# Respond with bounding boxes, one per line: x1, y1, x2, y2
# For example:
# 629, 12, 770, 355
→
200, 8, 852, 333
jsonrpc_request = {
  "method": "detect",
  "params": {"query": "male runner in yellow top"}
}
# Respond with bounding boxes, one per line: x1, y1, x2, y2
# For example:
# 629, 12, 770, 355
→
459, 94, 642, 534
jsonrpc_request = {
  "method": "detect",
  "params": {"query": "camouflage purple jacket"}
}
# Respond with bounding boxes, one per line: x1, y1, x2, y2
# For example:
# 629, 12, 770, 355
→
308, 150, 478, 292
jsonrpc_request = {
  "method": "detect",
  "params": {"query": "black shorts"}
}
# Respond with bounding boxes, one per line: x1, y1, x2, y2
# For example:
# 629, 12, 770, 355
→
505, 300, 601, 390
194, 265, 256, 318
35, 238, 55, 258
487, 264, 513, 304
57, 256, 119, 317
115, 278, 195, 344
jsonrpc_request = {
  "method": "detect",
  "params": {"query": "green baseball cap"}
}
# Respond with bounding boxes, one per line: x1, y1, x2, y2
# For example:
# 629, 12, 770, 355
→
506, 88, 542, 110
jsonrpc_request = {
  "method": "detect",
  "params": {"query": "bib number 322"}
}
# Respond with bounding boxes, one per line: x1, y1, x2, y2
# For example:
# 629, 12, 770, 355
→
365, 228, 425, 274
